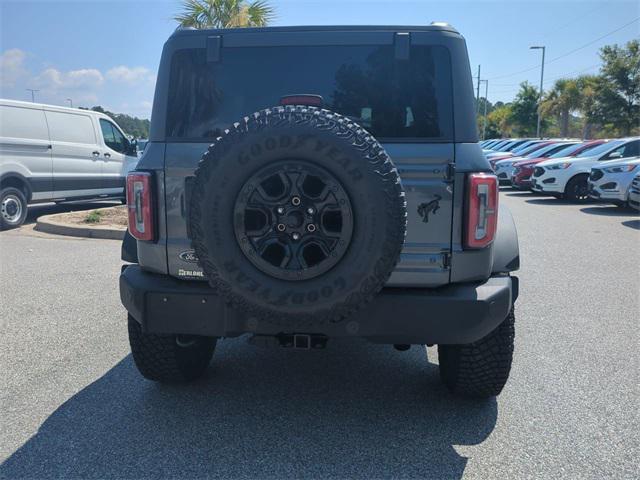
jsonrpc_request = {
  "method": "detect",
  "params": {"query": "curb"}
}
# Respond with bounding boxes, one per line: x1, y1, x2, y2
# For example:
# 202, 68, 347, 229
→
35, 213, 126, 240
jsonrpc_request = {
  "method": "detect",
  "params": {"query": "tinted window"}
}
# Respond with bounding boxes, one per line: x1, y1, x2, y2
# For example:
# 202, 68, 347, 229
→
505, 140, 528, 151
166, 45, 453, 141
518, 143, 549, 156
100, 119, 126, 153
511, 141, 537, 154
577, 140, 621, 158
524, 143, 565, 158
497, 141, 516, 151
0, 105, 49, 140
540, 143, 577, 157
46, 111, 96, 144
549, 142, 589, 158
602, 140, 640, 160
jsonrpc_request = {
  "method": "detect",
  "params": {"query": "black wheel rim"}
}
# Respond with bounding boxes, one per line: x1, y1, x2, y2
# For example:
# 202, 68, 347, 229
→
234, 160, 353, 281
573, 182, 589, 201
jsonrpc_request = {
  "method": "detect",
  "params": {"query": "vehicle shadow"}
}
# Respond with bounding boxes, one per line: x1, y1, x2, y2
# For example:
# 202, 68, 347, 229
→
504, 190, 543, 197
580, 206, 638, 217
23, 201, 120, 226
0, 338, 497, 479
525, 198, 569, 206
621, 220, 640, 230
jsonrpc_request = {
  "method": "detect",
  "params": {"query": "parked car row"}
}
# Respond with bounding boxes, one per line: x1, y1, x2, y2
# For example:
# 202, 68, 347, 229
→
0, 99, 140, 229
480, 137, 640, 210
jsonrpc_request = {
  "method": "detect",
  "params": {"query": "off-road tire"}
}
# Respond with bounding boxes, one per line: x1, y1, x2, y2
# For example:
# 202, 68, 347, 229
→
0, 186, 28, 230
189, 105, 406, 328
127, 316, 216, 383
565, 174, 589, 202
438, 308, 515, 398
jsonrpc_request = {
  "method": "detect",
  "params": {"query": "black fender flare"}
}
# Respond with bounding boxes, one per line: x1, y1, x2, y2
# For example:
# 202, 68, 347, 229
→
492, 204, 520, 273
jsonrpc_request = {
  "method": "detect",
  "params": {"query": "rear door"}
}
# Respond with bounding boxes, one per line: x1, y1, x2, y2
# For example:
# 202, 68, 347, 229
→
46, 109, 103, 199
162, 30, 456, 286
0, 103, 53, 200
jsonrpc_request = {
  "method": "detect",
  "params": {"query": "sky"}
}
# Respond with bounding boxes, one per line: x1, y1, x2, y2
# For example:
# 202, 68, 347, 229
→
1, 0, 638, 118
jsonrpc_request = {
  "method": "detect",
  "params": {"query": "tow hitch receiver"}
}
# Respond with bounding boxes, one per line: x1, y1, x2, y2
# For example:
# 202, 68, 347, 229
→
248, 334, 328, 349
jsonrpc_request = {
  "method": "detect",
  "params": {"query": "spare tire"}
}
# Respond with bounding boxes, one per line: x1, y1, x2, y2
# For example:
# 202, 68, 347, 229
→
189, 106, 406, 327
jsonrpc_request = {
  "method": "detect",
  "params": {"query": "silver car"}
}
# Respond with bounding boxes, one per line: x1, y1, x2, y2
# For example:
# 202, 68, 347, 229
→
588, 157, 640, 207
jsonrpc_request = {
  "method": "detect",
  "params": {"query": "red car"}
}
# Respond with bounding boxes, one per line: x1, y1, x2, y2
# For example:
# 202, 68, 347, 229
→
511, 140, 608, 190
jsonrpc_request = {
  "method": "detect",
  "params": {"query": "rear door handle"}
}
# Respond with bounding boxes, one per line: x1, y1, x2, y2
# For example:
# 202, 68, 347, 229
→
104, 152, 111, 159
92, 151, 100, 158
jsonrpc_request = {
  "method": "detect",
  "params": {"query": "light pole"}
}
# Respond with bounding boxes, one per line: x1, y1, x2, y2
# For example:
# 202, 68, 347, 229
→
480, 79, 489, 140
26, 89, 39, 103
530, 45, 546, 138
66, 98, 73, 107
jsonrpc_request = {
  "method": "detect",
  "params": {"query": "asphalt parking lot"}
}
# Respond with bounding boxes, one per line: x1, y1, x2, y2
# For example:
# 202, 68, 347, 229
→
1, 192, 638, 479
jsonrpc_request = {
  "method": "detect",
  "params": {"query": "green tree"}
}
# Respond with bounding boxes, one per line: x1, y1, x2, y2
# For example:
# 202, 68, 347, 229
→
82, 106, 150, 138
541, 78, 582, 137
175, 0, 274, 28
593, 40, 640, 136
476, 97, 494, 138
575, 75, 601, 139
509, 82, 545, 136
485, 105, 513, 138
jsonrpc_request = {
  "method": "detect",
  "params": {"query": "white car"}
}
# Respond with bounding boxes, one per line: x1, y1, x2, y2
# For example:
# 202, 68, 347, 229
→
588, 157, 640, 207
531, 138, 640, 201
0, 99, 139, 229
628, 174, 640, 211
494, 142, 578, 184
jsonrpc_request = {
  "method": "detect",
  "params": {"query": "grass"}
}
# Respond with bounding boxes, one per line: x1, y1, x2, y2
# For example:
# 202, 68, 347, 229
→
84, 210, 103, 224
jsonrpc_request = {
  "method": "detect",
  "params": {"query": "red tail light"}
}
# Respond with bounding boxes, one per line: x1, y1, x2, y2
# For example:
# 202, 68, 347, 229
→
464, 173, 498, 249
126, 172, 155, 241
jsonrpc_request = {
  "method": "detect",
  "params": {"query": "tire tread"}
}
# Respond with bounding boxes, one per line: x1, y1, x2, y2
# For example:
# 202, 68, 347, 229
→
188, 106, 407, 327
438, 308, 515, 398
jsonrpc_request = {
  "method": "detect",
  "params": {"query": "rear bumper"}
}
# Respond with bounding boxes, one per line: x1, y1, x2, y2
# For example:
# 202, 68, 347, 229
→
120, 265, 518, 345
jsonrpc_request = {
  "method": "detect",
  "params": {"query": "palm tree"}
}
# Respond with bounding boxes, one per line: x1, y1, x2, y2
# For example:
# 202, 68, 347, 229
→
175, 0, 274, 29
541, 79, 581, 137
575, 75, 600, 139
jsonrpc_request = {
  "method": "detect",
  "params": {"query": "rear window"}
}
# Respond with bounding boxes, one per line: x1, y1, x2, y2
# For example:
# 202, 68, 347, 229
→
166, 45, 453, 141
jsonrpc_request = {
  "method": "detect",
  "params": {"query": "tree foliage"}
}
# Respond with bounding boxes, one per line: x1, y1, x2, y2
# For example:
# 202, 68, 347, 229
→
175, 0, 274, 28
485, 105, 513, 138
541, 78, 581, 137
509, 82, 546, 136
80, 106, 150, 138
592, 40, 640, 135
480, 40, 639, 139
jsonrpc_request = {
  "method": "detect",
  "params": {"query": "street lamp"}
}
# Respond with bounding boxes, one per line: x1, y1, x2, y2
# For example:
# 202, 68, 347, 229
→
530, 45, 546, 138
66, 98, 73, 107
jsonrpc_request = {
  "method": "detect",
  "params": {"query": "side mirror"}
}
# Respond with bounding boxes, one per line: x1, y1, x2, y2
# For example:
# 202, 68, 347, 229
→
607, 151, 623, 160
127, 139, 138, 156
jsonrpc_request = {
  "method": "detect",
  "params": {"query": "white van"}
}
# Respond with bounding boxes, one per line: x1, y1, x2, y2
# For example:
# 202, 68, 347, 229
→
0, 99, 139, 229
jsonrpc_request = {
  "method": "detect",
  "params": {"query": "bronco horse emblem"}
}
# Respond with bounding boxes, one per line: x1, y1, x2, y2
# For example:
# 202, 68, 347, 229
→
417, 195, 442, 223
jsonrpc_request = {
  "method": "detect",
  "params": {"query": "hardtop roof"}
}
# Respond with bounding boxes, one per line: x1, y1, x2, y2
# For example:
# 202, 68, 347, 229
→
169, 24, 461, 38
